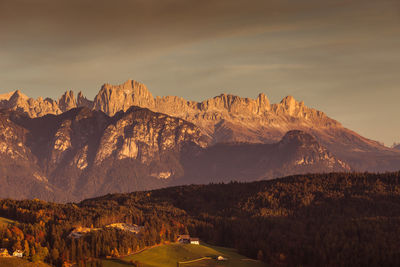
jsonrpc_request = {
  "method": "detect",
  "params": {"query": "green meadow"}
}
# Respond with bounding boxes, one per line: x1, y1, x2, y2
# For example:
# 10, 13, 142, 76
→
97, 243, 266, 267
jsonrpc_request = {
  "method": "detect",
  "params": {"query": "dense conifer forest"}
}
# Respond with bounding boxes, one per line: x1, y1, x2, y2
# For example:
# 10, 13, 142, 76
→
1, 171, 400, 266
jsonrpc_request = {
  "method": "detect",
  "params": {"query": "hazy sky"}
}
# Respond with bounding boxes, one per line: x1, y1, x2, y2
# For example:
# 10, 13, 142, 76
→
0, 0, 399, 146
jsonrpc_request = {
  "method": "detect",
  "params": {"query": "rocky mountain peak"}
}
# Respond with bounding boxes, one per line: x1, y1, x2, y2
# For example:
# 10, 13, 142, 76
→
93, 80, 155, 116
58, 90, 77, 112
280, 95, 296, 105
77, 91, 94, 108
0, 91, 18, 101
100, 80, 153, 100
256, 93, 270, 108
278, 95, 301, 115
8, 90, 28, 104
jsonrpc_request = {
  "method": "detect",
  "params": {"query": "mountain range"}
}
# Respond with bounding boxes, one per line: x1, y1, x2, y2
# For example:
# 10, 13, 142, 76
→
0, 80, 399, 201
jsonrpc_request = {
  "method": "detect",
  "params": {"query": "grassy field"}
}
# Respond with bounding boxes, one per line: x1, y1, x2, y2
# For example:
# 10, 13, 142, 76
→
0, 257, 50, 267
98, 243, 267, 267
0, 216, 16, 227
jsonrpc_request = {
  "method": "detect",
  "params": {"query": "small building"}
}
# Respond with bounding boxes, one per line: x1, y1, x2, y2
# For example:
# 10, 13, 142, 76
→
177, 235, 190, 244
177, 235, 200, 245
190, 238, 200, 245
0, 248, 10, 257
12, 250, 23, 258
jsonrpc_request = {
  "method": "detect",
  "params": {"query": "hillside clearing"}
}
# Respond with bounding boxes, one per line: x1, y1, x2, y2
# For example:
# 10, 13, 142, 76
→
0, 216, 16, 227
98, 243, 266, 267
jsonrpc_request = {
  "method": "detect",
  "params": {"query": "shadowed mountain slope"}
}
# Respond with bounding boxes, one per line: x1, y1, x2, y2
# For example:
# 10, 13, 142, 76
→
0, 107, 351, 202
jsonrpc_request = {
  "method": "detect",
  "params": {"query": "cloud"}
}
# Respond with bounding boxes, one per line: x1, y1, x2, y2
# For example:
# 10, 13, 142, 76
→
225, 64, 311, 72
0, 0, 399, 144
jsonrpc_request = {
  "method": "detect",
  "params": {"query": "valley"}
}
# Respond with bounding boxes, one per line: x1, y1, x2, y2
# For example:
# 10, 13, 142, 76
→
1, 172, 400, 266
98, 243, 266, 267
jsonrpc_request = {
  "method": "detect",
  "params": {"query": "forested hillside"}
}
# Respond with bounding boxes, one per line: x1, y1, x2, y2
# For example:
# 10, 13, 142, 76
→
1, 172, 400, 266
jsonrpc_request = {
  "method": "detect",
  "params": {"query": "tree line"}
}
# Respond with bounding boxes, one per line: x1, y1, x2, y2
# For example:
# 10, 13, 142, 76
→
1, 171, 400, 266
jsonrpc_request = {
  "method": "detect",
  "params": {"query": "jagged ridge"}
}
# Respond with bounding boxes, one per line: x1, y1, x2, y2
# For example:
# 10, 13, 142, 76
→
1, 80, 399, 172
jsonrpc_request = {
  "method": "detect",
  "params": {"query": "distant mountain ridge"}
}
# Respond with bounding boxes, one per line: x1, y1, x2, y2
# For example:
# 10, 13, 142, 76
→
1, 80, 399, 172
0, 107, 349, 202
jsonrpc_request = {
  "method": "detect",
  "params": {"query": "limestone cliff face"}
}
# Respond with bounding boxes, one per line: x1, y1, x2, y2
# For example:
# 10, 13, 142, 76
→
0, 89, 91, 117
0, 90, 62, 117
93, 80, 155, 116
0, 107, 209, 201
3, 80, 333, 145
94, 106, 207, 166
89, 80, 395, 172
0, 91, 16, 101
89, 80, 339, 144
58, 91, 77, 112
0, 81, 360, 143
0, 110, 66, 201
0, 110, 31, 161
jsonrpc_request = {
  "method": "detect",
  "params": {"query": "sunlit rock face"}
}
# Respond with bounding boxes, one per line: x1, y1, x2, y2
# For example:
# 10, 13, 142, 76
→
89, 80, 396, 172
0, 90, 62, 117
1, 79, 399, 178
85, 80, 340, 148
93, 80, 155, 115
0, 110, 67, 202
1, 80, 337, 145
95, 106, 207, 165
90, 81, 336, 141
0, 106, 210, 202
0, 111, 30, 160
58, 91, 77, 112
0, 89, 93, 118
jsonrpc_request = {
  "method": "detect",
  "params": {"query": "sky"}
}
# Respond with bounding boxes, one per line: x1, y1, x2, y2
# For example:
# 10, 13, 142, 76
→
0, 0, 399, 146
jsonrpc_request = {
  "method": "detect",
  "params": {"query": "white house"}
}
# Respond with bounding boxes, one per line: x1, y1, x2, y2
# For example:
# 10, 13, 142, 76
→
217, 255, 227, 261
12, 250, 23, 258
190, 238, 199, 245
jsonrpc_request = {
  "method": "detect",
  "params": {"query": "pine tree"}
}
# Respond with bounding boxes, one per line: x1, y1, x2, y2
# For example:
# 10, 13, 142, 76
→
30, 245, 36, 262
23, 240, 30, 258
71, 239, 76, 263
51, 248, 60, 262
